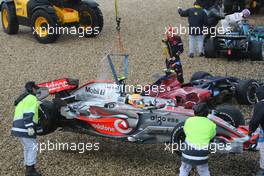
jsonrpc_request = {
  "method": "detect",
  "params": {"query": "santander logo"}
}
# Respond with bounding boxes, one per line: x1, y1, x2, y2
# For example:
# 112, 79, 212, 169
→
114, 119, 132, 134
45, 80, 68, 91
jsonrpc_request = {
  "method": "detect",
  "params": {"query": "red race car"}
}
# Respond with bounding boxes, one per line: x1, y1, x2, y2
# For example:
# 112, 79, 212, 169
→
143, 70, 260, 109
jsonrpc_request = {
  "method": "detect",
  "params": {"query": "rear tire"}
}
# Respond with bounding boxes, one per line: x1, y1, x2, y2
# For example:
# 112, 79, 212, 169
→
204, 38, 217, 58
1, 2, 19, 34
190, 71, 213, 82
249, 41, 264, 61
31, 9, 59, 44
78, 3, 103, 37
215, 106, 245, 127
235, 79, 260, 105
37, 101, 61, 135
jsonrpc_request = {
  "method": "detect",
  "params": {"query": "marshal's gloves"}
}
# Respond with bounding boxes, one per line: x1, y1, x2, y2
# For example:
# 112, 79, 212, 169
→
27, 127, 35, 136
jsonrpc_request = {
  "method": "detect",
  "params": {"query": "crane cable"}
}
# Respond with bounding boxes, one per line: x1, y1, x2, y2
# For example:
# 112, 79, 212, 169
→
111, 0, 125, 54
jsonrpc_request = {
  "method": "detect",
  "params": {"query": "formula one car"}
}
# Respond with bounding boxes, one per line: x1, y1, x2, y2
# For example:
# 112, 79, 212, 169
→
144, 70, 260, 109
34, 77, 258, 154
0, 0, 103, 43
204, 20, 264, 60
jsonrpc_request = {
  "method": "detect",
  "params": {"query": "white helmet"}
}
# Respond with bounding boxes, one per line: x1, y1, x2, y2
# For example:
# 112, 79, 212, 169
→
242, 9, 251, 18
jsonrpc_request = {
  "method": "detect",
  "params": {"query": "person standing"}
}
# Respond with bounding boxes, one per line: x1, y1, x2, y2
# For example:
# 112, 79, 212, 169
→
178, 1, 208, 58
249, 87, 264, 176
179, 103, 216, 176
11, 82, 41, 176
162, 26, 184, 83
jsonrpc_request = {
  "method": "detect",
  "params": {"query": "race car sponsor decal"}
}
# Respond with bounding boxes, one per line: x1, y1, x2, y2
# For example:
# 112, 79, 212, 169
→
85, 87, 106, 95
114, 119, 133, 134
38, 79, 77, 94
77, 116, 131, 136
150, 114, 179, 125
90, 124, 115, 132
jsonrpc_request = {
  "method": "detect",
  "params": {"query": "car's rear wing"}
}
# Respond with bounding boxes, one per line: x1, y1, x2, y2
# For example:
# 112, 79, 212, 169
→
37, 78, 79, 94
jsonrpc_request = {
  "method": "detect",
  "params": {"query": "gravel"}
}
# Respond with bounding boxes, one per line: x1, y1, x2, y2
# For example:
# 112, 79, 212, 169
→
0, 0, 264, 175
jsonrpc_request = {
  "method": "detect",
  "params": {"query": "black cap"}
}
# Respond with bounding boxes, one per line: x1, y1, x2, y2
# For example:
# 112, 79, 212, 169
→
256, 86, 264, 101
193, 103, 209, 117
25, 81, 39, 93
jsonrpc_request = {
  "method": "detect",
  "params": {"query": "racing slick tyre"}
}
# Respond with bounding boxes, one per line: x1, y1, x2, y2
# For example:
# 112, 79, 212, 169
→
249, 41, 264, 61
204, 38, 218, 58
235, 79, 260, 105
31, 9, 59, 44
1, 2, 19, 34
171, 122, 185, 156
190, 71, 213, 82
37, 100, 61, 135
78, 3, 103, 37
215, 106, 245, 127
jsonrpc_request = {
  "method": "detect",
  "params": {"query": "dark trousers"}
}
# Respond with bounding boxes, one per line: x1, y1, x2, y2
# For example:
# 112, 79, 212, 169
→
166, 57, 184, 83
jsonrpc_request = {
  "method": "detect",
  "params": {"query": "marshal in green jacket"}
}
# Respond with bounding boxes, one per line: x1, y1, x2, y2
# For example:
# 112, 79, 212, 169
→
184, 116, 216, 148
11, 94, 39, 138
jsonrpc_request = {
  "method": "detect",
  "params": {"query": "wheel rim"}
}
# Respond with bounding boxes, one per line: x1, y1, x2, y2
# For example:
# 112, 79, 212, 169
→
80, 11, 92, 28
247, 83, 259, 104
34, 17, 49, 37
2, 8, 9, 29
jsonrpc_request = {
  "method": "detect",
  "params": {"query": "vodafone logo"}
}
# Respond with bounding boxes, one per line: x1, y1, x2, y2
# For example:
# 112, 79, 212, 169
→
114, 119, 132, 134
91, 124, 115, 132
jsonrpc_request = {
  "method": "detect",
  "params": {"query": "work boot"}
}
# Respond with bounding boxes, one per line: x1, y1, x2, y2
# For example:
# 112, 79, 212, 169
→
256, 169, 264, 176
199, 52, 204, 57
188, 53, 194, 58
25, 165, 41, 176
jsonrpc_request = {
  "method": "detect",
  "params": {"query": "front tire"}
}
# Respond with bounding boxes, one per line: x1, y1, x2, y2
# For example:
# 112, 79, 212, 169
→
1, 2, 19, 34
31, 9, 59, 44
235, 79, 260, 105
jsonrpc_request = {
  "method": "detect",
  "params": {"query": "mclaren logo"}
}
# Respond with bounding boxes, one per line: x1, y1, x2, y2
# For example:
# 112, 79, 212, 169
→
114, 119, 132, 134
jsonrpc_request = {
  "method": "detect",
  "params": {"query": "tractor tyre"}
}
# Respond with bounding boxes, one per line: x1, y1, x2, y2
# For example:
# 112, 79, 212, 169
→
78, 3, 103, 37
31, 9, 59, 44
1, 2, 19, 34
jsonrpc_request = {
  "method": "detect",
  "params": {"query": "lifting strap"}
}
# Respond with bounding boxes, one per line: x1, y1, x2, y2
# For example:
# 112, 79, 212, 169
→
107, 0, 128, 84
111, 0, 125, 55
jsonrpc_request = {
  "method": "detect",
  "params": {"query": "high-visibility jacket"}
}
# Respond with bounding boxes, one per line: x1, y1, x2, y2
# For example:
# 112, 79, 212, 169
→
184, 116, 216, 148
11, 94, 39, 138
182, 116, 216, 165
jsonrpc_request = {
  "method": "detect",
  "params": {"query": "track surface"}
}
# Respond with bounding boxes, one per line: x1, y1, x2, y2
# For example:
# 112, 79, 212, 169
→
0, 0, 264, 175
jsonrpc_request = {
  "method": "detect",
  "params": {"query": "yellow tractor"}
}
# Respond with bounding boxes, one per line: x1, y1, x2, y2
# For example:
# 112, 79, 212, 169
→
0, 0, 103, 43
